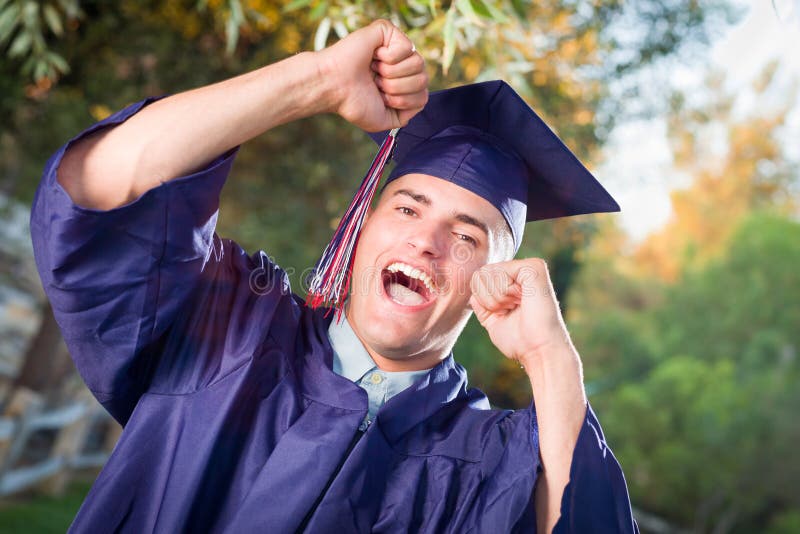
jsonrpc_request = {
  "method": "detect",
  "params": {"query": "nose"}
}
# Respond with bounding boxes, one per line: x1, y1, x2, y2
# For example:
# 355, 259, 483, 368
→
406, 224, 445, 258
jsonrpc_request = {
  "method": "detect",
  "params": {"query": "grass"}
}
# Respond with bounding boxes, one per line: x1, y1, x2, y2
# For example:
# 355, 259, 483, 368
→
0, 479, 92, 534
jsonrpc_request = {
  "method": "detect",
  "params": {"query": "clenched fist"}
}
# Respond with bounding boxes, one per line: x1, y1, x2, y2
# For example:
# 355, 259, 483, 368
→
315, 19, 429, 132
469, 258, 570, 366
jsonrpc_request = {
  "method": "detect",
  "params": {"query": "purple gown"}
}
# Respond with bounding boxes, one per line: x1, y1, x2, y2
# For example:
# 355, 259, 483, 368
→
30, 98, 639, 533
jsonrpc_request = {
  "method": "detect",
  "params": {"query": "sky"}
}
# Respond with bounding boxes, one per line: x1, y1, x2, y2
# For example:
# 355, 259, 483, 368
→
599, 0, 800, 243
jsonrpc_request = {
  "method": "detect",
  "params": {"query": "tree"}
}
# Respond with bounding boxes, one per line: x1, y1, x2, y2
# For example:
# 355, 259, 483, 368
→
602, 214, 800, 532
563, 53, 800, 529
1, 0, 738, 413
634, 65, 799, 282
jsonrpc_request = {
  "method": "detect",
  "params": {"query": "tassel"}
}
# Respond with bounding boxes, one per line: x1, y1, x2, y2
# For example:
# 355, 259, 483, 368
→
305, 128, 400, 319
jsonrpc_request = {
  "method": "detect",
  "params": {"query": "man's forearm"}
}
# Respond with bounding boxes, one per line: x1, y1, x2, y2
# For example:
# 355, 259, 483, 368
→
58, 51, 333, 210
524, 334, 587, 533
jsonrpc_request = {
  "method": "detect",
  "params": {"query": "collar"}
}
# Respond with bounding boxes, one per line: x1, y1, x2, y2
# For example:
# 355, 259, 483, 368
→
328, 315, 429, 397
327, 314, 378, 382
377, 354, 472, 442
301, 306, 472, 442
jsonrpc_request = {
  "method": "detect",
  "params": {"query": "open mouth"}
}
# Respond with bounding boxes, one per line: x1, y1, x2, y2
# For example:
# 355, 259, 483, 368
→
382, 262, 436, 307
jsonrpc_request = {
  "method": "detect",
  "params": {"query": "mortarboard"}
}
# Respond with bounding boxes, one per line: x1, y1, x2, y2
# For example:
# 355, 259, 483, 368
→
368, 80, 620, 251
306, 79, 619, 314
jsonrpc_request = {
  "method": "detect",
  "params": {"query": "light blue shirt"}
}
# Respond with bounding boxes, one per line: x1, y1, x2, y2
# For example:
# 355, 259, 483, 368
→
328, 315, 429, 431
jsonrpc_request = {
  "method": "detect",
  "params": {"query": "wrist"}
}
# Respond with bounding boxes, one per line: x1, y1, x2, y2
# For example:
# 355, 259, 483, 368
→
518, 329, 573, 370
309, 49, 344, 116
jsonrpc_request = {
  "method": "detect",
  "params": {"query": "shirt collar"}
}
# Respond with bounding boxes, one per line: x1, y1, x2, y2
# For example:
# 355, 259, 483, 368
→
304, 307, 475, 442
328, 314, 377, 382
328, 315, 432, 392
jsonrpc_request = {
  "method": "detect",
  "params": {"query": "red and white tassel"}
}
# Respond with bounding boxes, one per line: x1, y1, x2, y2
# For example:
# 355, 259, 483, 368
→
305, 128, 400, 318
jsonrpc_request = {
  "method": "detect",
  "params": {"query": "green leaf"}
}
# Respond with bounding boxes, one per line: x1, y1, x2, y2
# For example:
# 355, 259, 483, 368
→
510, 0, 531, 20
332, 20, 348, 38
314, 16, 330, 50
478, 0, 508, 23
308, 1, 328, 21
442, 5, 456, 75
33, 57, 48, 80
406, 0, 428, 15
0, 3, 21, 46
427, 0, 437, 16
224, 14, 239, 55
56, 0, 81, 19
456, 0, 483, 24
468, 0, 492, 19
22, 0, 39, 29
399, 3, 430, 27
20, 54, 35, 75
31, 27, 45, 52
8, 29, 32, 58
46, 50, 69, 73
228, 0, 243, 24
43, 4, 62, 36
283, 0, 312, 13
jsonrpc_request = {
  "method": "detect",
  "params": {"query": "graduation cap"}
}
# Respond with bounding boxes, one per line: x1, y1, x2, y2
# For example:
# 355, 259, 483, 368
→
306, 80, 619, 315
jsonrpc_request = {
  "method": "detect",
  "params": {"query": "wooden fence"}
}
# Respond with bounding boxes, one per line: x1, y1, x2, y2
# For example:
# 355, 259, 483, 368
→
0, 388, 119, 497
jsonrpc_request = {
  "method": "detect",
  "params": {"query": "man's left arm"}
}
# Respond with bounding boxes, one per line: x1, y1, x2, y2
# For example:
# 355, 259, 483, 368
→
470, 258, 638, 533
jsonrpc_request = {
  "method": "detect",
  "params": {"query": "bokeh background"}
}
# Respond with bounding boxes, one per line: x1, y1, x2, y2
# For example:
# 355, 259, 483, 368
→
0, 1, 798, 532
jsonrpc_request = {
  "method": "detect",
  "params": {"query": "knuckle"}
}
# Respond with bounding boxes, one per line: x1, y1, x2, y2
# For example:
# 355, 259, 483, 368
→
525, 257, 546, 271
384, 94, 404, 107
380, 77, 398, 92
387, 94, 413, 108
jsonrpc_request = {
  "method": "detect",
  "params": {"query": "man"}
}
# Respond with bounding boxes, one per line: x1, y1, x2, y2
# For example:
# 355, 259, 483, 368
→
31, 20, 637, 533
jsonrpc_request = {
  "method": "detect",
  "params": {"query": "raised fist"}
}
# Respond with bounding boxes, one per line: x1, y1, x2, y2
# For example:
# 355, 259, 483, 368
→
316, 19, 429, 132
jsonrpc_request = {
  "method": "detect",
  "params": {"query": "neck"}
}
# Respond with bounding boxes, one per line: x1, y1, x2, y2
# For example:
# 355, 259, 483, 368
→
344, 308, 450, 372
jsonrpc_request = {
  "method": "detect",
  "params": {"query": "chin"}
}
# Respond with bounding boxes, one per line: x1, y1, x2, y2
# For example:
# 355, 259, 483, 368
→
358, 311, 426, 354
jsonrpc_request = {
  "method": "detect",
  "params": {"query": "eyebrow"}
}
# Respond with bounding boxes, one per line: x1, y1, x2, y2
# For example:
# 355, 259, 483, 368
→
454, 213, 489, 236
392, 188, 489, 236
393, 188, 431, 206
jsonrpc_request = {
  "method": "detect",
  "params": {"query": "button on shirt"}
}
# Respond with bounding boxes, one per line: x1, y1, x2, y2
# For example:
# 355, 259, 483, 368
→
328, 316, 429, 431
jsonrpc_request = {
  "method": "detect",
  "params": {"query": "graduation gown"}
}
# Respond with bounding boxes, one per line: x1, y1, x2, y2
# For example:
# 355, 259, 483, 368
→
30, 98, 639, 533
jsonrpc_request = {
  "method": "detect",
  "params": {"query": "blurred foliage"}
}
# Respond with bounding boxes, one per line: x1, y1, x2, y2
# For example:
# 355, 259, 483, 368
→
591, 214, 800, 532
0, 0, 82, 81
0, 0, 736, 313
635, 64, 799, 282
567, 60, 800, 530
7, 1, 795, 530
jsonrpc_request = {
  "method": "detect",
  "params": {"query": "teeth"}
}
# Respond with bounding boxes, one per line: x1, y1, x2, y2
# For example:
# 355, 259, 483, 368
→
386, 262, 436, 294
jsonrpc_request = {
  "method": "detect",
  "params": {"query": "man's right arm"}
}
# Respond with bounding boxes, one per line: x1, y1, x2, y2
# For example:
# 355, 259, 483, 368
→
57, 19, 428, 211
32, 20, 427, 423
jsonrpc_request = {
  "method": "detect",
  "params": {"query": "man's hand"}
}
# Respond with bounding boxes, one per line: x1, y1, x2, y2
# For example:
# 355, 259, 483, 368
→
468, 258, 568, 367
470, 258, 587, 533
57, 19, 426, 211
316, 19, 429, 132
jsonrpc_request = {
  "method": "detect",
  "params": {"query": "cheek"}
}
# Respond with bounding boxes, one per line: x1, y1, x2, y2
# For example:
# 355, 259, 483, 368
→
355, 219, 387, 260
442, 261, 482, 300
447, 241, 480, 265
351, 218, 393, 282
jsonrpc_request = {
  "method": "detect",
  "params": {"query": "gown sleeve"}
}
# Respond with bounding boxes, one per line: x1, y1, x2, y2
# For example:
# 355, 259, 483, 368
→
552, 402, 640, 534
30, 96, 240, 424
469, 401, 639, 533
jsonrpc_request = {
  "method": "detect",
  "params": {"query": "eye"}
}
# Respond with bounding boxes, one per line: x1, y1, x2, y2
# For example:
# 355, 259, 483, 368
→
397, 206, 417, 217
455, 233, 478, 246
